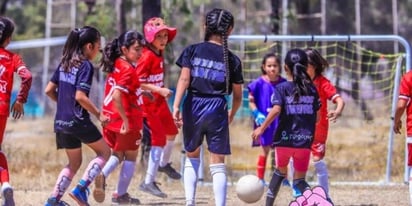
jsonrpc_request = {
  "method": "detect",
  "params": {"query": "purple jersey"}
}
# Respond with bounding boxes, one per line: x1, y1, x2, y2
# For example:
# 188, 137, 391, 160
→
271, 81, 320, 148
247, 76, 286, 146
50, 60, 98, 134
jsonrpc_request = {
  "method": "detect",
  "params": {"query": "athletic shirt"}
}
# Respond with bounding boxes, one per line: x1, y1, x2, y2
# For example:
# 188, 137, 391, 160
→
176, 41, 244, 95
136, 47, 167, 114
399, 71, 412, 136
102, 58, 143, 133
247, 76, 286, 128
0, 48, 32, 115
271, 81, 321, 148
313, 75, 340, 142
50, 60, 97, 134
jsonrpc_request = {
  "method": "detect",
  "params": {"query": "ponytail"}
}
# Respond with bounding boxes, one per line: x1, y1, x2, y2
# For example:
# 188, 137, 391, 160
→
284, 48, 312, 102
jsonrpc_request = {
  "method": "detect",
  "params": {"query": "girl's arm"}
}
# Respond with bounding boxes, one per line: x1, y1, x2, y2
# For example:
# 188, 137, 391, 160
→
328, 96, 345, 122
229, 84, 242, 124
251, 105, 281, 140
141, 83, 173, 98
111, 89, 129, 133
172, 67, 190, 126
44, 82, 58, 102
394, 99, 407, 134
75, 90, 100, 119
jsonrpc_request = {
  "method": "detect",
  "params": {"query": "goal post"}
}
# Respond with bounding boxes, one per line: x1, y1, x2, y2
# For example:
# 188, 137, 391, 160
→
228, 34, 411, 184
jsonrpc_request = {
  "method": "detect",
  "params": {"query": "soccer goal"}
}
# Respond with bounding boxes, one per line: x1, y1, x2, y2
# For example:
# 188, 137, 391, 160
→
228, 34, 410, 185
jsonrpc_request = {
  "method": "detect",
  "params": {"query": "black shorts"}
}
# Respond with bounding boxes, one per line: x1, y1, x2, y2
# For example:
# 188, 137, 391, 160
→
56, 125, 102, 149
182, 94, 230, 155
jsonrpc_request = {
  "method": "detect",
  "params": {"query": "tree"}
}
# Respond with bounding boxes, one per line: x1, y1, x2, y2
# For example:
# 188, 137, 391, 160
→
142, 0, 161, 29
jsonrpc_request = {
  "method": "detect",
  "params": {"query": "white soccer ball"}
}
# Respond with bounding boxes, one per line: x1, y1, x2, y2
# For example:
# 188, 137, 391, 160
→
236, 174, 265, 203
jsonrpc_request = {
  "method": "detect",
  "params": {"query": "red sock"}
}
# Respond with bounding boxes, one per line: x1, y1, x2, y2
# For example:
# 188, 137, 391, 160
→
0, 152, 9, 183
256, 155, 267, 180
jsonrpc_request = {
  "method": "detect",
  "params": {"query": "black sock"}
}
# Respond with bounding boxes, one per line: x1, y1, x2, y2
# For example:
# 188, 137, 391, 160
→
265, 170, 285, 206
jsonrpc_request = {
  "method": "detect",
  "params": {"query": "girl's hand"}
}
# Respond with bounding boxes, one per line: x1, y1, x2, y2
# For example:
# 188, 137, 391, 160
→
327, 110, 340, 123
99, 113, 110, 127
173, 108, 183, 128
394, 119, 402, 134
11, 100, 24, 119
228, 110, 234, 124
120, 120, 129, 134
158, 88, 173, 98
251, 127, 263, 140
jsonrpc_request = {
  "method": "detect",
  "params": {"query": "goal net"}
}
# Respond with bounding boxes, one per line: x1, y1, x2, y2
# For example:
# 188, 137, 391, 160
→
228, 35, 408, 185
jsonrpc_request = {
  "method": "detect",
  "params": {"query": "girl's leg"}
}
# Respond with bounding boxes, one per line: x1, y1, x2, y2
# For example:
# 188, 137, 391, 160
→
159, 135, 181, 179
266, 169, 286, 206
139, 146, 166, 198
48, 148, 82, 201
116, 150, 138, 196
184, 147, 201, 206
209, 152, 226, 206
256, 146, 270, 182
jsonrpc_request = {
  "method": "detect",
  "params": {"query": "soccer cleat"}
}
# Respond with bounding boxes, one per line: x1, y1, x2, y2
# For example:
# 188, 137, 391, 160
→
138, 181, 167, 198
93, 173, 106, 203
69, 185, 90, 206
111, 192, 141, 205
282, 179, 291, 187
292, 185, 301, 198
158, 163, 181, 180
45, 198, 70, 206
1, 187, 14, 206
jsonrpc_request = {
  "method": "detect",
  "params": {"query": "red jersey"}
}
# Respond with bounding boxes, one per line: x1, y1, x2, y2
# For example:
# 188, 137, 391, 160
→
313, 75, 340, 143
399, 71, 412, 136
136, 47, 167, 114
102, 58, 143, 133
0, 48, 32, 116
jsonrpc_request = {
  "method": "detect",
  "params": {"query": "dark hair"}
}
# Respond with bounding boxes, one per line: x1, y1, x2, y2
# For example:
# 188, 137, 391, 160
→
0, 16, 15, 46
60, 26, 101, 72
261, 53, 281, 75
100, 30, 145, 73
284, 48, 313, 102
305, 48, 329, 77
204, 8, 234, 94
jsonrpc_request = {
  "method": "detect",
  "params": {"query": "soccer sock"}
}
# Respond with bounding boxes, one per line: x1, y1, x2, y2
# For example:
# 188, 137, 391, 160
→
314, 160, 329, 195
266, 170, 285, 206
50, 167, 74, 200
256, 155, 267, 180
184, 158, 200, 206
293, 178, 311, 195
79, 156, 105, 188
0, 151, 9, 183
145, 146, 162, 184
160, 140, 175, 167
210, 163, 227, 206
409, 167, 412, 205
117, 160, 135, 196
102, 155, 120, 178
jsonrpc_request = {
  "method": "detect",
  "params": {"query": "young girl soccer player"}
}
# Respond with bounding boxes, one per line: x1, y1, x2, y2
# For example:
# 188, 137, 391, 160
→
92, 30, 145, 205
173, 8, 244, 206
136, 17, 179, 198
0, 16, 32, 206
247, 53, 286, 184
251, 48, 320, 206
302, 48, 345, 202
393, 69, 412, 205
44, 26, 110, 206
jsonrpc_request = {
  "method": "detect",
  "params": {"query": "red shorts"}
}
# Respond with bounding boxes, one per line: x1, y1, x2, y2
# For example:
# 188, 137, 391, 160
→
103, 128, 141, 151
275, 147, 311, 173
311, 140, 326, 159
0, 116, 6, 144
144, 100, 178, 147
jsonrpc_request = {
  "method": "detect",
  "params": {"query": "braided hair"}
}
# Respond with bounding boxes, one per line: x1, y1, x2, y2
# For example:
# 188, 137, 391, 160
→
100, 30, 145, 73
60, 26, 101, 72
0, 16, 14, 47
205, 8, 234, 94
284, 48, 313, 102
